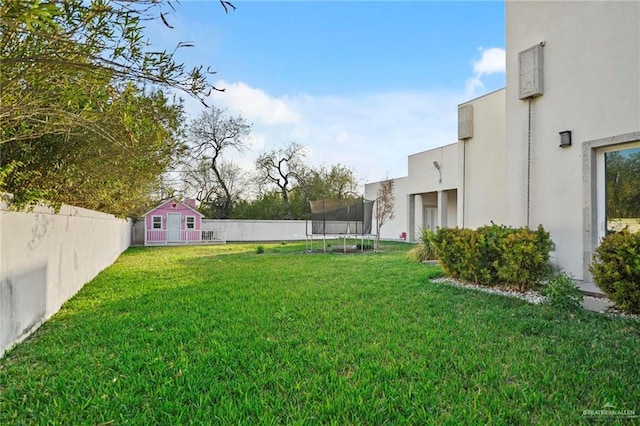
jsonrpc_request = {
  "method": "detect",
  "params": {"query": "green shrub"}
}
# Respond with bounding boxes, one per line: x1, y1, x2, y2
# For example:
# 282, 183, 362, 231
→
432, 227, 470, 281
433, 224, 553, 290
496, 226, 553, 292
407, 228, 438, 262
475, 224, 514, 285
590, 229, 640, 314
542, 271, 583, 312
256, 245, 265, 254
433, 226, 505, 285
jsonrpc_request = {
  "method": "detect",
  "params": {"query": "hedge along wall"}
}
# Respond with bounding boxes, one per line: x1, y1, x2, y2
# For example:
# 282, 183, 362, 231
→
433, 224, 553, 291
0, 200, 131, 357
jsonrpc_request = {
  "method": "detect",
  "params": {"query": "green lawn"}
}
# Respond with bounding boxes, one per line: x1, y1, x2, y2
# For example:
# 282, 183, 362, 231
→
1, 242, 638, 424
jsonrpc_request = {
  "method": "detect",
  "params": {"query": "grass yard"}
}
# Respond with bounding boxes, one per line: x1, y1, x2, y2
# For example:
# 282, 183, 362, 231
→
1, 242, 639, 424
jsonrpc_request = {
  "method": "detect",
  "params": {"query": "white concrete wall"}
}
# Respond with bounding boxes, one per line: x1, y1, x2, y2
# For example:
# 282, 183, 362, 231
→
203, 219, 308, 241
1, 201, 131, 357
459, 89, 507, 228
364, 177, 410, 240
407, 143, 459, 195
505, 0, 640, 279
446, 190, 458, 226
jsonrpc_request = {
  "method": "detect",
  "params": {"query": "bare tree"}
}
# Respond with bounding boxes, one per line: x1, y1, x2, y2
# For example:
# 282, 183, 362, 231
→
375, 178, 395, 250
187, 108, 251, 218
183, 158, 248, 217
255, 142, 308, 219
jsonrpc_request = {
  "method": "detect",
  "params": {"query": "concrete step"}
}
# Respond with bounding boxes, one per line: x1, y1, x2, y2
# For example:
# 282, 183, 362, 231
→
582, 296, 616, 313
577, 281, 606, 298
575, 281, 618, 312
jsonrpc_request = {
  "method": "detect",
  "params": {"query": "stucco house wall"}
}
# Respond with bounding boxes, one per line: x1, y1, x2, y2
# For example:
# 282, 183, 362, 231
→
406, 144, 459, 240
364, 176, 409, 240
364, 88, 504, 243
505, 0, 640, 280
407, 144, 459, 195
458, 89, 507, 229
364, 1, 639, 280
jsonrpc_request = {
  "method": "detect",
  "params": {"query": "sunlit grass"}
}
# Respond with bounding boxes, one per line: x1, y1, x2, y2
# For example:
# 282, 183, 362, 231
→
1, 241, 638, 424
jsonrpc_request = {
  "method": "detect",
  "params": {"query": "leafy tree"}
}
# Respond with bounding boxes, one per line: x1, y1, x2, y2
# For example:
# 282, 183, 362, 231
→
301, 164, 361, 201
0, 0, 235, 211
255, 142, 308, 220
374, 178, 395, 249
232, 191, 288, 220
10, 86, 184, 215
1, 85, 185, 216
0, 0, 234, 145
187, 108, 251, 218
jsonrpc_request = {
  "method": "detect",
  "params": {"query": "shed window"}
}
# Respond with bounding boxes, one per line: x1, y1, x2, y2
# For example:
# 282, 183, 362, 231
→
152, 216, 162, 229
186, 216, 195, 229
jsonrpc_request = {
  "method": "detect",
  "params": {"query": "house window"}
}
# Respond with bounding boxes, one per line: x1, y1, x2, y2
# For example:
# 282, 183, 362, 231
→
152, 216, 162, 229
605, 146, 640, 235
186, 216, 195, 229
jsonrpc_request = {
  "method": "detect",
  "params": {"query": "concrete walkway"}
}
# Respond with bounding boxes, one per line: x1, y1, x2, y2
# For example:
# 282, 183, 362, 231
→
577, 281, 606, 297
577, 281, 618, 313
582, 296, 616, 313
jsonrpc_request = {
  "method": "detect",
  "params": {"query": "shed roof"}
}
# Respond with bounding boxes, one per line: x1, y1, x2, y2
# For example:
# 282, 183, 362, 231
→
142, 198, 204, 218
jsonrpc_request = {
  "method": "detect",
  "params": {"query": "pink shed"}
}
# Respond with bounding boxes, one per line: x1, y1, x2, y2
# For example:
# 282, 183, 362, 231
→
143, 198, 203, 245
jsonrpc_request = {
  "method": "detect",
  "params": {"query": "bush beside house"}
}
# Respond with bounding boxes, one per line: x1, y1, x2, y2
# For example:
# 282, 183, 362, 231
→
590, 229, 640, 314
432, 224, 553, 291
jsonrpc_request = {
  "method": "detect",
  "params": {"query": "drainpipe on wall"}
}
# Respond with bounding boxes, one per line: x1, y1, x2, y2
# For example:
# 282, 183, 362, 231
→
527, 98, 532, 229
462, 139, 466, 228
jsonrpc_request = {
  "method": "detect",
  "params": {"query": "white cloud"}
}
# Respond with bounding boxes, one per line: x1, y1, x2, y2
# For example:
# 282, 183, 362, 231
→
473, 47, 506, 75
465, 47, 506, 95
176, 47, 504, 189
209, 81, 300, 125
192, 85, 464, 184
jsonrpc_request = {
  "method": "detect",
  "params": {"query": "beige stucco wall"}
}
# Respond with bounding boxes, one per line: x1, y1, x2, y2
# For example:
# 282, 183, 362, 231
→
1, 201, 131, 357
364, 176, 410, 240
505, 0, 640, 279
407, 144, 460, 239
407, 144, 458, 195
364, 91, 503, 242
458, 89, 507, 228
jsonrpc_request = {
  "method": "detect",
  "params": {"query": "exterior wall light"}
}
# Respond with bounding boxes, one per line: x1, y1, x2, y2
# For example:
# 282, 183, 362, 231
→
433, 161, 442, 184
559, 130, 572, 147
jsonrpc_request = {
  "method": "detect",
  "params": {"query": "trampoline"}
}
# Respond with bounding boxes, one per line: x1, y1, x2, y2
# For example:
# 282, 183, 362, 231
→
306, 199, 377, 253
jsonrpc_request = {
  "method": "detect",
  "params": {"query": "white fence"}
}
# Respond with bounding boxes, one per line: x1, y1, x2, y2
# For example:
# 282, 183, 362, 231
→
131, 219, 308, 245
202, 219, 307, 241
145, 229, 225, 245
1, 200, 131, 357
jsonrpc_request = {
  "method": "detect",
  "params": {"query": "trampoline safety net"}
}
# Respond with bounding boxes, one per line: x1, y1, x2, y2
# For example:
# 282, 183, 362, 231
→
309, 199, 374, 235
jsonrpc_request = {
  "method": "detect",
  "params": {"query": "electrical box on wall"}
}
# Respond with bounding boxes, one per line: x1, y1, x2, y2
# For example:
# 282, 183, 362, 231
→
518, 44, 544, 100
458, 104, 473, 139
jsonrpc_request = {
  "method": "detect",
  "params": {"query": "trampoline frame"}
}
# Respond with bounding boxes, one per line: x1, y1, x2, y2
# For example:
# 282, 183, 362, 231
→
305, 198, 377, 253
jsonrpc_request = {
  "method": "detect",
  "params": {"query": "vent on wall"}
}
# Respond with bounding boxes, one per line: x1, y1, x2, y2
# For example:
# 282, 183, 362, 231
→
518, 43, 544, 100
458, 104, 473, 140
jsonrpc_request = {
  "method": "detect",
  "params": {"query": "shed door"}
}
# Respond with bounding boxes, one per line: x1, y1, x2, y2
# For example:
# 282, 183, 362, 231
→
167, 213, 181, 242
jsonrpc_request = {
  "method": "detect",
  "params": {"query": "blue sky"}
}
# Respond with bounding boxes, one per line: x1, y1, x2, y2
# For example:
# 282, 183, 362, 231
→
149, 1, 506, 186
